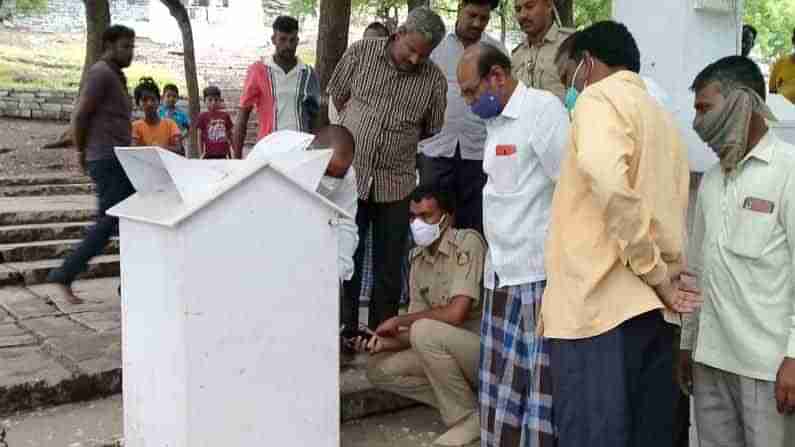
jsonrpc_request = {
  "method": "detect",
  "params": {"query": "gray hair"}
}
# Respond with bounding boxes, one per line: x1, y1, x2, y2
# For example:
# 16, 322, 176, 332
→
398, 7, 446, 50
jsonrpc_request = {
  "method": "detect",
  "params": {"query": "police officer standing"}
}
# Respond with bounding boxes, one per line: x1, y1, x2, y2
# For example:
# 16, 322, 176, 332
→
512, 0, 573, 102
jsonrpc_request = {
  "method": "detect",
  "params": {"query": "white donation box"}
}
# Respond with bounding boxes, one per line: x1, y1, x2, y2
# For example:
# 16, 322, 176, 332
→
108, 133, 348, 447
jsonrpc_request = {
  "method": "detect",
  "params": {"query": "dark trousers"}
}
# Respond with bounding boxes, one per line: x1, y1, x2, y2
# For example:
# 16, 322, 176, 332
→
418, 147, 486, 234
342, 197, 409, 330
549, 310, 675, 447
48, 157, 135, 286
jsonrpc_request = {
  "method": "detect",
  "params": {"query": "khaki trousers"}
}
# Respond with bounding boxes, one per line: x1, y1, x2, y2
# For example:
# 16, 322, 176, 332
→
694, 362, 795, 447
367, 318, 480, 426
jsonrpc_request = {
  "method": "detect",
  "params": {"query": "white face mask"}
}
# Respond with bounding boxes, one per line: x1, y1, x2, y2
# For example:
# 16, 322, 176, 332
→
411, 215, 446, 247
318, 175, 343, 195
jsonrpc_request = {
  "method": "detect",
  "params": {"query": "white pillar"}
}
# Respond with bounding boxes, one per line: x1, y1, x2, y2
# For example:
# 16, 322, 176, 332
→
613, 0, 745, 172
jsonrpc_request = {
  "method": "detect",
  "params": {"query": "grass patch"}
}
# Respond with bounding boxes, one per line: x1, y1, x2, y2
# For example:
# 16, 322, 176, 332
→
0, 42, 185, 92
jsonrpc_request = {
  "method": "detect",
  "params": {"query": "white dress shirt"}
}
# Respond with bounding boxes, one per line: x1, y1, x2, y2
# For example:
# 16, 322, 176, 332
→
319, 169, 359, 281
483, 82, 569, 289
683, 132, 795, 381
419, 32, 507, 160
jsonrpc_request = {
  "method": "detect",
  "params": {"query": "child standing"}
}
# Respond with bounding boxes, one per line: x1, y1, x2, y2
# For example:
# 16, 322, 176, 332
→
197, 86, 235, 159
158, 83, 190, 141
131, 77, 182, 154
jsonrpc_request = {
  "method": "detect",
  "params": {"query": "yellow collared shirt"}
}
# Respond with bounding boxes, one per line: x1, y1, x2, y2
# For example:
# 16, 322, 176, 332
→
541, 71, 690, 339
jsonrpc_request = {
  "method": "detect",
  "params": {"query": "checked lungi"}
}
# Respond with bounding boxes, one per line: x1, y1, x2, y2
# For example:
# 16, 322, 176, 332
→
479, 281, 554, 447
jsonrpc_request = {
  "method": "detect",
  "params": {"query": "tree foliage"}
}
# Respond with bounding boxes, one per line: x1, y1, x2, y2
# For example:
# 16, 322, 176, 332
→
744, 0, 795, 60
573, 0, 610, 28
15, 0, 47, 13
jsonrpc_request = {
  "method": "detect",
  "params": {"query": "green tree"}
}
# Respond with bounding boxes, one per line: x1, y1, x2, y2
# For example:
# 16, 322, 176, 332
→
15, 0, 47, 13
744, 0, 795, 60
573, 0, 610, 28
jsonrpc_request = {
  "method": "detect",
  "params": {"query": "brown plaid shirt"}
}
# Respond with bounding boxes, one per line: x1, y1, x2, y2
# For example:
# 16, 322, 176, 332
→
327, 37, 447, 203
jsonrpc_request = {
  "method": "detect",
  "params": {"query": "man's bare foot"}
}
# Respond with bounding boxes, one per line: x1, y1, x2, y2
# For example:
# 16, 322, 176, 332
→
51, 283, 84, 305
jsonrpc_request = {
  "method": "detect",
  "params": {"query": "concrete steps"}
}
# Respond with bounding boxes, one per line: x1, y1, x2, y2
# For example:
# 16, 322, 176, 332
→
0, 195, 96, 226
2, 254, 120, 286
0, 238, 119, 263
0, 221, 94, 244
0, 178, 115, 286
0, 174, 91, 187
0, 183, 95, 197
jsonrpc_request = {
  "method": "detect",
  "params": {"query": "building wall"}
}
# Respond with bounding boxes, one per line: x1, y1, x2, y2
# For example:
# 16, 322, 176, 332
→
2, 0, 267, 34
4, 0, 150, 34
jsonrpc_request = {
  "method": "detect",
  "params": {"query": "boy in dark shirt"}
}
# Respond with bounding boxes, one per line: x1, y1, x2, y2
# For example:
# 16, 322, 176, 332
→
196, 86, 235, 159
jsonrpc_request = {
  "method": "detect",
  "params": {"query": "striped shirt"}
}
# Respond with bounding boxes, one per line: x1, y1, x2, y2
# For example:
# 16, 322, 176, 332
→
327, 37, 447, 202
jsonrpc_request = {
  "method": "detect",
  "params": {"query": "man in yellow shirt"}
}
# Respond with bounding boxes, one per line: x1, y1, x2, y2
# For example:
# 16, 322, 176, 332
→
770, 28, 795, 103
545, 21, 698, 446
681, 55, 795, 446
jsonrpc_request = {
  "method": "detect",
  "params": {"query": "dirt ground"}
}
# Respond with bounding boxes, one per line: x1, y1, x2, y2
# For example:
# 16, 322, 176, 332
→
0, 118, 79, 177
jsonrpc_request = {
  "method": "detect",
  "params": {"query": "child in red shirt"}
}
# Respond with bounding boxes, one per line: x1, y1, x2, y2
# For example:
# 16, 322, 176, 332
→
196, 86, 235, 159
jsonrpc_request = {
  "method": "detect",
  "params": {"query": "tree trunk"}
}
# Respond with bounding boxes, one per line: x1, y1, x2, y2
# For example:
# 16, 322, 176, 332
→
81, 0, 110, 92
499, 0, 507, 45
160, 0, 201, 159
554, 0, 573, 27
314, 0, 351, 127
42, 0, 110, 149
407, 0, 429, 11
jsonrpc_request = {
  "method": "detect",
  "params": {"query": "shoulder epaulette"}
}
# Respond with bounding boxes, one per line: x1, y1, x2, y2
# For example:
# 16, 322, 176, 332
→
452, 229, 487, 249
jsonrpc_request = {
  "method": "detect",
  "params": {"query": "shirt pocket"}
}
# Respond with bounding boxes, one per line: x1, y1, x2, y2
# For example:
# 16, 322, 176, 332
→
489, 150, 521, 194
725, 207, 778, 259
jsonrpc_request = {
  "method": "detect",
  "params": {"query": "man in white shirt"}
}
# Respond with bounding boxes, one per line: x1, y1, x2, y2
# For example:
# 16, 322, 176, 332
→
681, 55, 795, 447
457, 42, 569, 447
309, 126, 359, 282
418, 0, 502, 234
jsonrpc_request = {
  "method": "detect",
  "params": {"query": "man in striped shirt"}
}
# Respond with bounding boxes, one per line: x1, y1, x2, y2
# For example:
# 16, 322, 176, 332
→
328, 7, 448, 332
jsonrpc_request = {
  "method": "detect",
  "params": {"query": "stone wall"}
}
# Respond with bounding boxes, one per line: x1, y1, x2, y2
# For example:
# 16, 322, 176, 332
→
4, 0, 150, 34
0, 89, 76, 121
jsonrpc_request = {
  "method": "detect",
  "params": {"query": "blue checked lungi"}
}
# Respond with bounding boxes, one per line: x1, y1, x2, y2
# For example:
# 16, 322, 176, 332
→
479, 280, 554, 447
359, 226, 412, 306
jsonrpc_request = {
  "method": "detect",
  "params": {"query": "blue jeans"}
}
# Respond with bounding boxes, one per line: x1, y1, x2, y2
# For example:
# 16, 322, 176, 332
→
47, 157, 134, 286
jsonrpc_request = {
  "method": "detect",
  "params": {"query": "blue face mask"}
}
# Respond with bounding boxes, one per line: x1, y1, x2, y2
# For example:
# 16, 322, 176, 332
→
564, 60, 586, 113
470, 89, 503, 120
564, 87, 579, 113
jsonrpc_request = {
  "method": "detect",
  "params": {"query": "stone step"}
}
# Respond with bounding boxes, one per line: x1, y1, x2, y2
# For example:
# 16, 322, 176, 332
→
0, 208, 96, 226
0, 222, 94, 244
0, 239, 119, 263
1, 254, 120, 286
0, 183, 95, 197
0, 195, 96, 226
0, 175, 91, 187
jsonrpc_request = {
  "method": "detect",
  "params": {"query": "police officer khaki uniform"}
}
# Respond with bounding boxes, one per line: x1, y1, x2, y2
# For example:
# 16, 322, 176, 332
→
366, 227, 486, 436
512, 22, 574, 102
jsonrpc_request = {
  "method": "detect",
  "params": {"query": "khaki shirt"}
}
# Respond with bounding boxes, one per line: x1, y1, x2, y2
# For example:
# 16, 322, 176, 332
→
541, 71, 690, 339
511, 23, 573, 102
409, 228, 486, 333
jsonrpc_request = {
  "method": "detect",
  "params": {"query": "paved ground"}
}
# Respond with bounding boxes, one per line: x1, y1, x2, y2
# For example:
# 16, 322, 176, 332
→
0, 395, 454, 447
1, 395, 123, 447
0, 278, 122, 415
